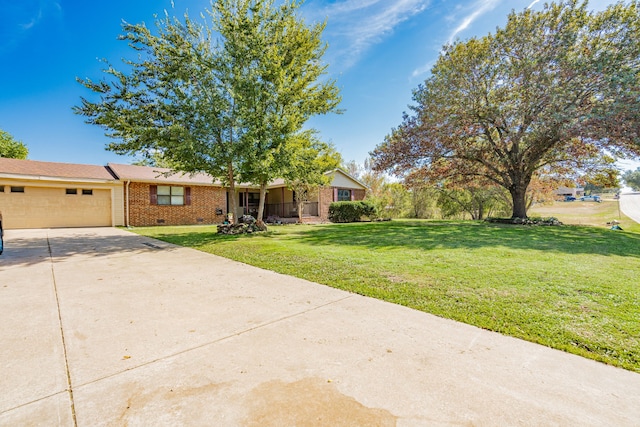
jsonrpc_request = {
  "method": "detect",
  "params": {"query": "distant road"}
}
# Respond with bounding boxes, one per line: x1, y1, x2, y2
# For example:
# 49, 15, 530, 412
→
619, 193, 640, 224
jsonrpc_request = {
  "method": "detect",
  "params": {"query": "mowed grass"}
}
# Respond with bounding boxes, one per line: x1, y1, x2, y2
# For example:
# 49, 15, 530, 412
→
131, 215, 640, 372
530, 198, 640, 233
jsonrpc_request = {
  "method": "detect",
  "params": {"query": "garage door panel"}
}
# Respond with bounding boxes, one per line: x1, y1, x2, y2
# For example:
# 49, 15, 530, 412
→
1, 187, 111, 229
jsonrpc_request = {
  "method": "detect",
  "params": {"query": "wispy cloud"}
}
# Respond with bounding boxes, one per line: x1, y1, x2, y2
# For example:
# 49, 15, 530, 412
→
411, 0, 501, 78
446, 0, 500, 45
305, 0, 431, 70
0, 1, 62, 53
527, 0, 541, 9
411, 60, 434, 78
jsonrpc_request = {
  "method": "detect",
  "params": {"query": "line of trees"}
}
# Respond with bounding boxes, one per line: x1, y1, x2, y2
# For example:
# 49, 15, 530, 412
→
347, 155, 622, 220
75, 0, 341, 226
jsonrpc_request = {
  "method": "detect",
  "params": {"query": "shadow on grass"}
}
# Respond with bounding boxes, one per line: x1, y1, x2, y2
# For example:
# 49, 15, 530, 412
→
286, 221, 640, 258
141, 228, 273, 248
139, 221, 640, 258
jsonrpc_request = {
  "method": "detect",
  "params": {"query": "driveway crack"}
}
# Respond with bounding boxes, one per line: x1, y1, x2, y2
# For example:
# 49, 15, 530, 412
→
48, 233, 78, 427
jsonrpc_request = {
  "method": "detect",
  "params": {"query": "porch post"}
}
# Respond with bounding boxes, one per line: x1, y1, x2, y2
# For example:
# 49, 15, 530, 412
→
333, 187, 338, 201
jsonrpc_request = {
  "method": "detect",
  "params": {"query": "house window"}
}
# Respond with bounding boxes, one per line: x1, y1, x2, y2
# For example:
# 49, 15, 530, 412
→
82, 189, 93, 195
337, 189, 351, 201
0, 186, 4, 192
66, 188, 77, 195
150, 185, 191, 206
239, 192, 259, 206
11, 186, 25, 193
157, 185, 184, 205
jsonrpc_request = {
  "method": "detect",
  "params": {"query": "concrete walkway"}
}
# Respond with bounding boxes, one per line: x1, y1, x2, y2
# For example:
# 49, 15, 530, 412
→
0, 227, 638, 426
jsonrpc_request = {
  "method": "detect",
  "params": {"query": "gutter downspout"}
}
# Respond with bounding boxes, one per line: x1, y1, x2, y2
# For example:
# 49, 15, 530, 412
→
126, 180, 131, 227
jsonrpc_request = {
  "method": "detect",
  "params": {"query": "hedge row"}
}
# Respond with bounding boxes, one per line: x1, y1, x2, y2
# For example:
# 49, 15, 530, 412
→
328, 201, 377, 223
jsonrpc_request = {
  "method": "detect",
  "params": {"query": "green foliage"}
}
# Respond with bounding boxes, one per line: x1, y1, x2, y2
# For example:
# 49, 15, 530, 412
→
328, 201, 377, 223
409, 186, 439, 219
0, 129, 28, 159
132, 149, 175, 168
437, 186, 511, 220
373, 1, 640, 219
285, 131, 341, 222
623, 167, 640, 191
75, 0, 340, 223
366, 182, 412, 219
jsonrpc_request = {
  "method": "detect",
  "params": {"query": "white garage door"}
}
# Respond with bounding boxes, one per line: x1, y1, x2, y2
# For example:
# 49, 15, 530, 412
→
1, 186, 112, 229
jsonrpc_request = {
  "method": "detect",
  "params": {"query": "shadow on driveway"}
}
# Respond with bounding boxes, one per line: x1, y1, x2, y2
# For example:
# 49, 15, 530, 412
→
0, 228, 177, 269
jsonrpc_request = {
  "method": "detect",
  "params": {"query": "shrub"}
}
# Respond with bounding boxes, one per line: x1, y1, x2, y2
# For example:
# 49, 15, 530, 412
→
328, 201, 377, 223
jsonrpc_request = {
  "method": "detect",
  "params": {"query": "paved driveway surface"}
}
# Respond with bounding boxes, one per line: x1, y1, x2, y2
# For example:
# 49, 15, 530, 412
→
1, 227, 639, 426
620, 192, 640, 224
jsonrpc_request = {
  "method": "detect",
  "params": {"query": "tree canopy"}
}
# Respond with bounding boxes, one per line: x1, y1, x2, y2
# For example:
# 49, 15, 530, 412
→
623, 167, 640, 191
284, 130, 341, 222
372, 0, 640, 219
75, 0, 340, 224
0, 129, 28, 159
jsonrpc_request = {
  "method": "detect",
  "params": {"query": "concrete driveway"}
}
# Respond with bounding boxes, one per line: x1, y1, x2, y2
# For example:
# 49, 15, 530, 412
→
620, 192, 640, 224
1, 227, 638, 426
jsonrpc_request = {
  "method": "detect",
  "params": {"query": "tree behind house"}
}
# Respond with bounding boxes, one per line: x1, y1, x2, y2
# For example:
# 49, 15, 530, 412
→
0, 129, 28, 159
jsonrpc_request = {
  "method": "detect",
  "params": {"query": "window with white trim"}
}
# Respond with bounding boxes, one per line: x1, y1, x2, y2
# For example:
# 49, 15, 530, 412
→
157, 185, 184, 205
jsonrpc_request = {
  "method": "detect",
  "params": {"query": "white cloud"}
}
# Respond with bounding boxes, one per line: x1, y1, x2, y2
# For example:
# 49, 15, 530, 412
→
0, 1, 62, 53
411, 0, 501, 78
446, 0, 500, 45
527, 0, 541, 9
305, 0, 431, 69
411, 60, 434, 78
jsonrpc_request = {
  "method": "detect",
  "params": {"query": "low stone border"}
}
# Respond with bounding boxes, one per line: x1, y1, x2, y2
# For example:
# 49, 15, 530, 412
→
485, 217, 563, 226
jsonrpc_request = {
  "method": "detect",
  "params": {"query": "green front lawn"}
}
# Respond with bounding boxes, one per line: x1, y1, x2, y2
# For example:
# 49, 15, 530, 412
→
131, 220, 640, 372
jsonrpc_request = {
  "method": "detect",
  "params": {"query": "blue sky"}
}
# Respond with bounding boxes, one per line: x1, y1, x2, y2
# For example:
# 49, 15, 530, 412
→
1, 0, 638, 171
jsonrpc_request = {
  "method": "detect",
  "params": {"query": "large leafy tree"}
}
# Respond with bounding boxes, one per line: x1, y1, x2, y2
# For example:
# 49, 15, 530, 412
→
372, 1, 640, 219
220, 0, 341, 225
75, 0, 339, 224
0, 129, 28, 159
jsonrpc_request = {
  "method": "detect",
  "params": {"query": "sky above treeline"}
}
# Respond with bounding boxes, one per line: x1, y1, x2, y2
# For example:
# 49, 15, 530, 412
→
1, 0, 637, 171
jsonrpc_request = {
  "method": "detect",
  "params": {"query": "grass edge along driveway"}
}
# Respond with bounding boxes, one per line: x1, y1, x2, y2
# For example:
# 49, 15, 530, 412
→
131, 220, 640, 373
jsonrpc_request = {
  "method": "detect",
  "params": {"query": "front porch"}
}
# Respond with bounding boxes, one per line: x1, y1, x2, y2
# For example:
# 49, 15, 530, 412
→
235, 187, 322, 222
264, 202, 318, 219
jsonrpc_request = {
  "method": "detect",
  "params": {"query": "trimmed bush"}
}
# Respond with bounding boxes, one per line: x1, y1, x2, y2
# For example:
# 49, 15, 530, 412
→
328, 201, 377, 223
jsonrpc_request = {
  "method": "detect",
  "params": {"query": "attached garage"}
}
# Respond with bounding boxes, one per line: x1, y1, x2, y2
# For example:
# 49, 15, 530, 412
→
1, 185, 113, 229
0, 158, 124, 230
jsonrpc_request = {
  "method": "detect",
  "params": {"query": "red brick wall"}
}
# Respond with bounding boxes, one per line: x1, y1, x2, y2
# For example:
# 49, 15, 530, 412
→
352, 189, 366, 201
317, 187, 366, 221
127, 182, 227, 226
318, 187, 334, 221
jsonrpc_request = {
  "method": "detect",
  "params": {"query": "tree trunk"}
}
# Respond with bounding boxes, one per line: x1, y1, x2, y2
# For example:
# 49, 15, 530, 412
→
510, 185, 528, 219
256, 182, 268, 231
227, 163, 238, 224
298, 199, 304, 223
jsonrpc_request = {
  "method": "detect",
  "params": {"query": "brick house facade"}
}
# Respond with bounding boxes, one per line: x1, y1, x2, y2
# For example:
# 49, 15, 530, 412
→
126, 182, 227, 226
